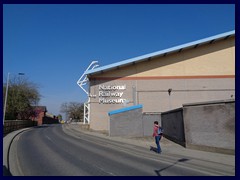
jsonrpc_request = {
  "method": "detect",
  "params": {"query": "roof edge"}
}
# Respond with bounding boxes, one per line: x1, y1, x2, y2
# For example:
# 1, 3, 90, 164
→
86, 30, 235, 76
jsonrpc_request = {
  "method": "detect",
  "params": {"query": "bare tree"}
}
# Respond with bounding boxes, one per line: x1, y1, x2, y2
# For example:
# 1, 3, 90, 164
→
60, 102, 84, 122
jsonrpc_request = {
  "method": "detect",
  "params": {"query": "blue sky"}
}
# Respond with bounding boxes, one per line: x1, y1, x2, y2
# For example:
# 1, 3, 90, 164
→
3, 4, 235, 117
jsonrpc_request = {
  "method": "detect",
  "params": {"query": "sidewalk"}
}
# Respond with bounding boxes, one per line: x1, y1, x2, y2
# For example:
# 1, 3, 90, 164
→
64, 123, 235, 167
3, 127, 31, 176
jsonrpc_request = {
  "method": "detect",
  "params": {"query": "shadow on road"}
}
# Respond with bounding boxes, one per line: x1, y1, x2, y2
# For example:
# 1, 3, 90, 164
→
154, 158, 189, 176
3, 166, 12, 176
33, 125, 50, 129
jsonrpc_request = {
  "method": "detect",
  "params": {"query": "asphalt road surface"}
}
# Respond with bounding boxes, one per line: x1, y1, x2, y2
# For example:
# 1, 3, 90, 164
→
8, 124, 234, 176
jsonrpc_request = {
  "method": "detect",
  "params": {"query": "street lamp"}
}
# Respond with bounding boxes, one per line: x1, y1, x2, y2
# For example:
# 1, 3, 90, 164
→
3, 72, 25, 125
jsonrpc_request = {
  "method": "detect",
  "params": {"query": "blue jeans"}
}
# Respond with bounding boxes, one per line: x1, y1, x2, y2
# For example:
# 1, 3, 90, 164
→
155, 135, 161, 153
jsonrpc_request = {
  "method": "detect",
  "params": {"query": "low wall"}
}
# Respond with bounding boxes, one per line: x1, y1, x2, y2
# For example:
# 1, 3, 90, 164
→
161, 108, 185, 146
42, 116, 59, 124
161, 99, 235, 154
183, 100, 235, 154
109, 105, 143, 137
142, 112, 161, 136
3, 120, 37, 136
109, 106, 161, 137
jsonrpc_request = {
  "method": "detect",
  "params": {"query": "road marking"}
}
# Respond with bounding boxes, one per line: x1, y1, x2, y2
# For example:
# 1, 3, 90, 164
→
46, 135, 54, 143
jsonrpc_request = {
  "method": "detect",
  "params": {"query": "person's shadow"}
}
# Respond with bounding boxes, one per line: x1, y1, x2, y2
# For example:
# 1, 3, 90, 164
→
154, 158, 189, 176
150, 146, 160, 153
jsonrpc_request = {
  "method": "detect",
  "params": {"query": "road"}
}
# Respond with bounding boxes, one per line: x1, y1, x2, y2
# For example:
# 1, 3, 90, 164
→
8, 124, 234, 176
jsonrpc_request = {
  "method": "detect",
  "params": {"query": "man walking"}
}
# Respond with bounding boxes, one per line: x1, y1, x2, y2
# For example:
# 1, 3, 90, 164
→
152, 121, 162, 154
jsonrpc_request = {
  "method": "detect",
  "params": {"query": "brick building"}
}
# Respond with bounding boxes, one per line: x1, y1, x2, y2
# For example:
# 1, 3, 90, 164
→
31, 106, 47, 125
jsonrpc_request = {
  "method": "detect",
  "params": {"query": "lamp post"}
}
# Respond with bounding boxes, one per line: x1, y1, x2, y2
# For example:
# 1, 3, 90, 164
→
3, 72, 25, 125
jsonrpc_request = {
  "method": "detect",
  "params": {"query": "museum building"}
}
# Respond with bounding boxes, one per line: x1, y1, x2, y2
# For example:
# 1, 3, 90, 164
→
80, 30, 235, 131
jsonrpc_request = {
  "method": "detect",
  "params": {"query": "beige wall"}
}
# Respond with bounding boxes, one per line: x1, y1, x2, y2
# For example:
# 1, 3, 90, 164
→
89, 80, 135, 131
92, 37, 234, 78
88, 37, 235, 131
90, 78, 235, 131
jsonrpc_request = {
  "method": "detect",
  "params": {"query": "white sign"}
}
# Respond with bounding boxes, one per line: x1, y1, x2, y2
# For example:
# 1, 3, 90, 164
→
98, 85, 126, 104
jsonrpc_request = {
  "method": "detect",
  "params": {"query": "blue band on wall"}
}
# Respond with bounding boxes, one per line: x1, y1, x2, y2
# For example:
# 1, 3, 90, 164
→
108, 104, 143, 116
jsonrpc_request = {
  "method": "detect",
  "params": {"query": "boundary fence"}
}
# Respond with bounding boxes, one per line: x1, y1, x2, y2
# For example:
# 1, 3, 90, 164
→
3, 120, 37, 137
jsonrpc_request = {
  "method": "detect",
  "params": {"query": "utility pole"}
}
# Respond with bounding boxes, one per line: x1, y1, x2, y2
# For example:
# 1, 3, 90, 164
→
3, 73, 10, 125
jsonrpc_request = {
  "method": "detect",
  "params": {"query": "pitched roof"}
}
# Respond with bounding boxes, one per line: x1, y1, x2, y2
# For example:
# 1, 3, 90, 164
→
86, 30, 235, 76
32, 106, 47, 112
